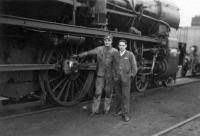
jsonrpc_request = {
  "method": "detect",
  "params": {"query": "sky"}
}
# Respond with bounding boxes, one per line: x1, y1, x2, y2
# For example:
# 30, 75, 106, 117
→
174, 0, 200, 26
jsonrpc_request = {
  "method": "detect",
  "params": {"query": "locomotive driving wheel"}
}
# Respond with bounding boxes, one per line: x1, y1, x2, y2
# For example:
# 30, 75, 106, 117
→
39, 45, 95, 106
132, 72, 149, 92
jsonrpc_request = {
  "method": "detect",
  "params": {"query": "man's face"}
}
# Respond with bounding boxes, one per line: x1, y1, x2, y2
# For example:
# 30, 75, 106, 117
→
118, 41, 127, 52
104, 38, 112, 47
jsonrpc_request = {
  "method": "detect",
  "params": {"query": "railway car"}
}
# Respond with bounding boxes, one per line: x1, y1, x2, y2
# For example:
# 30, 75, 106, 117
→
0, 0, 180, 106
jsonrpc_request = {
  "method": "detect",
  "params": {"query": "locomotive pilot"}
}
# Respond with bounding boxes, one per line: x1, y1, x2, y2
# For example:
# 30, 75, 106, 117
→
75, 34, 118, 116
113, 39, 137, 122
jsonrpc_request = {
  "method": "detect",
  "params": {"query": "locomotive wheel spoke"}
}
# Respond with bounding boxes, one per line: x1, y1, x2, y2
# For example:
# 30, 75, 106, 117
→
77, 78, 84, 87
139, 82, 143, 89
52, 77, 67, 92
49, 75, 63, 83
64, 81, 71, 102
74, 81, 80, 95
39, 45, 95, 106
57, 79, 69, 99
70, 81, 75, 100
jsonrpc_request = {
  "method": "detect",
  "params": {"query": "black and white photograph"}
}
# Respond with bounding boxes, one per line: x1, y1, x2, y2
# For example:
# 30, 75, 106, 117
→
0, 0, 200, 136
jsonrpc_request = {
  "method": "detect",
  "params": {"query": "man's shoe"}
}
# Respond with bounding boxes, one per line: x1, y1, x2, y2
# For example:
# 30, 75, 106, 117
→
113, 110, 122, 116
122, 115, 130, 122
90, 112, 100, 117
103, 110, 110, 115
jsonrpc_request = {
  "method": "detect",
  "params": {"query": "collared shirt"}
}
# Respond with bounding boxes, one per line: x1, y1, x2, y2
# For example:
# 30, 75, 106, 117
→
120, 50, 126, 56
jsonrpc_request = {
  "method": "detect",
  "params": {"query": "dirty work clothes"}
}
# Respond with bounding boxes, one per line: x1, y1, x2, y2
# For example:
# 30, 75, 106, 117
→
92, 77, 113, 113
79, 46, 118, 78
114, 50, 137, 115
78, 46, 118, 113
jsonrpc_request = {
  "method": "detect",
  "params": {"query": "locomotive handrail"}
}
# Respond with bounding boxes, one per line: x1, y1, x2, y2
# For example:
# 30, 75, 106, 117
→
0, 14, 162, 44
107, 2, 134, 13
140, 14, 171, 31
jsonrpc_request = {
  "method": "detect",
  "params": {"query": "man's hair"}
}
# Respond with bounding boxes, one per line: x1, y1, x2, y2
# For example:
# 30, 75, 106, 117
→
118, 39, 127, 45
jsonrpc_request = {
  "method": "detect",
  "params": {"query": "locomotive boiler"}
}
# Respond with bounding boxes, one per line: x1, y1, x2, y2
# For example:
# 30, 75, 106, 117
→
0, 0, 180, 106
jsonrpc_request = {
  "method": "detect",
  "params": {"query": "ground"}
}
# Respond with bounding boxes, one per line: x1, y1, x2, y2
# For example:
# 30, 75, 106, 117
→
1, 79, 200, 136
164, 117, 200, 136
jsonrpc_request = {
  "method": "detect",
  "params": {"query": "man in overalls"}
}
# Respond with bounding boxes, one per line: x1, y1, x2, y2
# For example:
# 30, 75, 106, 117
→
76, 34, 118, 116
113, 39, 137, 122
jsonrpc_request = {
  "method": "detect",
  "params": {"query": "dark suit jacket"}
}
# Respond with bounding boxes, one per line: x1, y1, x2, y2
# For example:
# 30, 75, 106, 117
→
114, 50, 137, 82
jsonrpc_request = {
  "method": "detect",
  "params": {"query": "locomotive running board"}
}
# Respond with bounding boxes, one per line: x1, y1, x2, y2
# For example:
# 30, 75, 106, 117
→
0, 14, 162, 43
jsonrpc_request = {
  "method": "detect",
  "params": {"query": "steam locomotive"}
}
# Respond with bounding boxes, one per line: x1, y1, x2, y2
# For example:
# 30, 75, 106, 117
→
0, 0, 180, 106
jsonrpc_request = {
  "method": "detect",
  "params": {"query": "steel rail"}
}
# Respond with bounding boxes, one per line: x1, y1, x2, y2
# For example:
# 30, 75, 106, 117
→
151, 113, 200, 136
0, 14, 161, 43
0, 106, 59, 121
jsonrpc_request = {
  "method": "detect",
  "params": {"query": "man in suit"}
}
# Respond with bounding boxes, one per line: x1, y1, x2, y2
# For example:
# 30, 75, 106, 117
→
113, 39, 137, 122
75, 34, 118, 116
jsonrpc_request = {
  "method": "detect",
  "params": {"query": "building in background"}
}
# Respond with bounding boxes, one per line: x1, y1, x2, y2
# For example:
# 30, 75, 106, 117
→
191, 15, 200, 26
170, 15, 200, 55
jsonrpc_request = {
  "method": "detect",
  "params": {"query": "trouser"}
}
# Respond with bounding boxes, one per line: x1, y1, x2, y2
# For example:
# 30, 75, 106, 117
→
92, 76, 113, 113
114, 77, 131, 115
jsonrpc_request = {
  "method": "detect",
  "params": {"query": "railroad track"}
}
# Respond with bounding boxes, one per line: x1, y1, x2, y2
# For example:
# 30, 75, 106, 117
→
0, 76, 200, 121
151, 113, 200, 136
0, 106, 59, 121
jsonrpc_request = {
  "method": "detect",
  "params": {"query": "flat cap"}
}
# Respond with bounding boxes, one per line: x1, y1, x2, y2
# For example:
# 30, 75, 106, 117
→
104, 34, 113, 40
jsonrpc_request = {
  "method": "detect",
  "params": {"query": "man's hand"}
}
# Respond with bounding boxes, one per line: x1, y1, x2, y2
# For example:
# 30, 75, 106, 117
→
130, 73, 135, 79
72, 54, 79, 58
